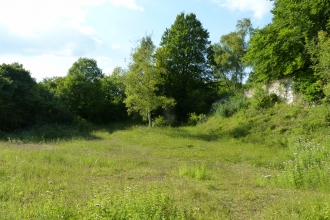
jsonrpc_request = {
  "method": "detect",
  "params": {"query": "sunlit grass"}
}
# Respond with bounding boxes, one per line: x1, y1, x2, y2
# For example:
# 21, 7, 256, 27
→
1, 111, 330, 219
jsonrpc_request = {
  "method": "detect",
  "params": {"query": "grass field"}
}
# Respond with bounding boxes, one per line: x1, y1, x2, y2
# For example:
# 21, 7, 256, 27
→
1, 105, 330, 219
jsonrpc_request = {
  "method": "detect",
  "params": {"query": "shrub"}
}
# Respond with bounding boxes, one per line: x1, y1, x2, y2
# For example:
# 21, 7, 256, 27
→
73, 116, 93, 132
251, 86, 279, 110
153, 116, 169, 127
188, 113, 206, 126
212, 94, 249, 117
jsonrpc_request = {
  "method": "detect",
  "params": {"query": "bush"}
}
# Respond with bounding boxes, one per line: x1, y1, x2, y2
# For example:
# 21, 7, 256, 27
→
187, 113, 206, 126
152, 116, 169, 127
212, 94, 249, 117
251, 86, 279, 109
73, 116, 93, 132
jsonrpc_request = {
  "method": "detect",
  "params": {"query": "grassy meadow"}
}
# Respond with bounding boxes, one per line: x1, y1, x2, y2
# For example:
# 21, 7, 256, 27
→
1, 103, 330, 219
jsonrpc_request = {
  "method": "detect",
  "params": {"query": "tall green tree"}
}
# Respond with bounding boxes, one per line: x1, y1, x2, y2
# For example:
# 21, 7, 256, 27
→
0, 63, 42, 131
308, 31, 330, 82
307, 30, 330, 101
157, 12, 215, 120
40, 76, 74, 124
101, 67, 128, 122
214, 18, 253, 92
61, 58, 105, 121
245, 0, 330, 83
124, 36, 175, 127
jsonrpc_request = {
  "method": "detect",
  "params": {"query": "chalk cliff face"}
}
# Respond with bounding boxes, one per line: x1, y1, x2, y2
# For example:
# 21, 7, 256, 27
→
245, 78, 295, 104
267, 78, 295, 104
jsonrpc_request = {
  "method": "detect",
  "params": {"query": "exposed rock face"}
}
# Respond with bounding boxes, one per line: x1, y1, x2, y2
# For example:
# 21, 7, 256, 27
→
267, 78, 295, 104
245, 78, 295, 104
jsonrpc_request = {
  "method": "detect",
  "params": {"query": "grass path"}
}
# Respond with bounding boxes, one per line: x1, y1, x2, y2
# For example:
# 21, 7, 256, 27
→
1, 125, 330, 219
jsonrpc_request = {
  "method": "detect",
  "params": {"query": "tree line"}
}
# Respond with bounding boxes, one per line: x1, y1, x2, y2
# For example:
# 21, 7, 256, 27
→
1, 0, 330, 131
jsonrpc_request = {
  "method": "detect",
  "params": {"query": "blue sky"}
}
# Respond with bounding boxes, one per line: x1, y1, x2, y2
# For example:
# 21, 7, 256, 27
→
0, 0, 273, 81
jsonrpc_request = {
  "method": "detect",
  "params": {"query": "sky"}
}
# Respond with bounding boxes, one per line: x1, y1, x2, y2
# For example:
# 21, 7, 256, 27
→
0, 0, 274, 81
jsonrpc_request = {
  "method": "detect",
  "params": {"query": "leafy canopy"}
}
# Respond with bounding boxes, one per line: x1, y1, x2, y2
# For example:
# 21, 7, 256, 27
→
158, 12, 215, 120
124, 36, 175, 127
214, 18, 253, 92
0, 63, 42, 130
245, 0, 330, 82
61, 58, 105, 121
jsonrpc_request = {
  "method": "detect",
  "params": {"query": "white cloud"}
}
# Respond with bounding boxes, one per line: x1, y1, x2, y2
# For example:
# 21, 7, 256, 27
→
103, 67, 114, 74
97, 56, 112, 64
0, 54, 77, 80
0, 54, 115, 81
0, 19, 100, 58
96, 56, 114, 74
93, 37, 103, 47
212, 0, 273, 19
69, 21, 95, 35
108, 0, 144, 11
111, 44, 121, 49
0, 0, 103, 35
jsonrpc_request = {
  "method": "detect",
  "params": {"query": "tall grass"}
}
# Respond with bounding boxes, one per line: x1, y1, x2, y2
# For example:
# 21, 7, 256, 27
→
2, 102, 330, 219
276, 138, 330, 191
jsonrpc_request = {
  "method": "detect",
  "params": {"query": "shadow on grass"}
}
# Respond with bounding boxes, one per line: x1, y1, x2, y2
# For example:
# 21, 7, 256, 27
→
0, 124, 101, 143
164, 128, 222, 142
97, 121, 139, 134
228, 123, 251, 139
0, 121, 139, 144
163, 122, 252, 142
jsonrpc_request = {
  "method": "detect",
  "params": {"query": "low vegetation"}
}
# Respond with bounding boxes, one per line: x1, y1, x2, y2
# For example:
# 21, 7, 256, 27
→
1, 100, 330, 219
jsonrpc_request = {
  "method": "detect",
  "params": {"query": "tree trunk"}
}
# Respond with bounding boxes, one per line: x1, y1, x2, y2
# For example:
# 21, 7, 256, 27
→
147, 110, 152, 127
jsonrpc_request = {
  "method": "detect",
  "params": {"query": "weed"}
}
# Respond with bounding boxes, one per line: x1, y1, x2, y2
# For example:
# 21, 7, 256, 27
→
276, 138, 330, 191
179, 164, 209, 180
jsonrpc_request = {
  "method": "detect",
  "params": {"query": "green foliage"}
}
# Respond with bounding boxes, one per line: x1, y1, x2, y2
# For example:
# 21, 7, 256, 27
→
90, 189, 191, 219
245, 0, 330, 84
0, 63, 48, 131
4, 104, 330, 218
73, 116, 93, 132
101, 67, 128, 122
157, 12, 216, 120
38, 78, 74, 125
61, 58, 105, 122
323, 83, 330, 102
277, 138, 330, 191
152, 116, 169, 127
251, 86, 279, 110
206, 99, 330, 147
306, 30, 330, 102
213, 18, 253, 92
0, 63, 38, 129
124, 35, 175, 127
307, 31, 330, 81
187, 113, 206, 126
179, 164, 209, 180
212, 94, 249, 117
292, 69, 323, 102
